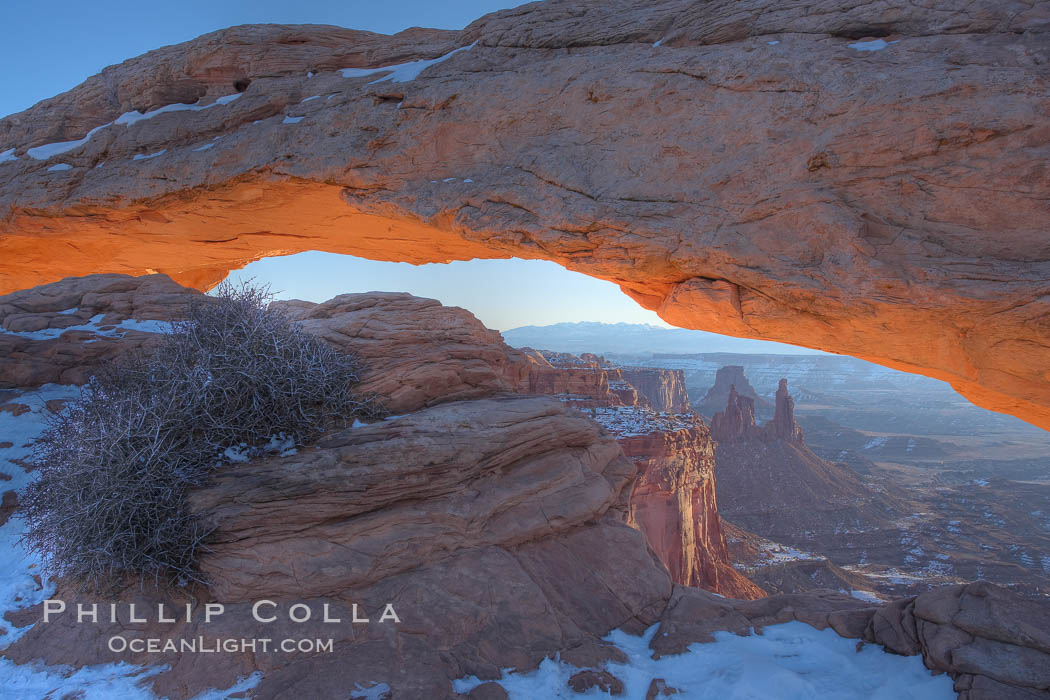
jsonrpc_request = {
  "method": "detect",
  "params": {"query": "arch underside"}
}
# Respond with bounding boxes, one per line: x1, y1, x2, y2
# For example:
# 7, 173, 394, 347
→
0, 2, 1047, 429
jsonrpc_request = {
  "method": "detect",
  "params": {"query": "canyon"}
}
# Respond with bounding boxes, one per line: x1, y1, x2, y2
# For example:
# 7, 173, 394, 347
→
1, 273, 1048, 698
522, 350, 763, 599
0, 0, 1048, 432
693, 365, 1050, 601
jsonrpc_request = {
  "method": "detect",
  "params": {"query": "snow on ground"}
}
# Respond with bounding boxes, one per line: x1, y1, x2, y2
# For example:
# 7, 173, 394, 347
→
340, 42, 476, 84
25, 94, 241, 160
848, 589, 884, 603
848, 39, 898, 52
46, 163, 73, 172
0, 148, 16, 163
282, 115, 304, 124
581, 405, 695, 437
844, 566, 926, 586
758, 541, 824, 565
132, 149, 167, 161
736, 534, 824, 568
350, 681, 392, 699
0, 385, 267, 698
0, 384, 75, 644
221, 433, 298, 463
0, 314, 172, 340
861, 436, 888, 450
453, 621, 954, 699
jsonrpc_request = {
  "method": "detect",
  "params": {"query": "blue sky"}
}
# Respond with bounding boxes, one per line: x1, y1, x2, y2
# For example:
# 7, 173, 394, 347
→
3, 0, 817, 353
226, 254, 677, 331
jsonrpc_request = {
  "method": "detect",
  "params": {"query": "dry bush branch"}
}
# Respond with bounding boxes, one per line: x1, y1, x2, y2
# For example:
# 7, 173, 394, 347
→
20, 281, 379, 588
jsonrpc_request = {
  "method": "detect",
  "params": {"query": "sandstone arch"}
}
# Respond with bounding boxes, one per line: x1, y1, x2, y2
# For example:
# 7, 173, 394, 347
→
1, 0, 1048, 429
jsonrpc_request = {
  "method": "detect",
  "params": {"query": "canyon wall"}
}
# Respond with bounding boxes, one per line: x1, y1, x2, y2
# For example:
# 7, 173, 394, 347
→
620, 426, 765, 600
620, 368, 691, 413
710, 374, 900, 548
4, 274, 1048, 698
0, 0, 1047, 431
525, 365, 623, 406
524, 351, 763, 599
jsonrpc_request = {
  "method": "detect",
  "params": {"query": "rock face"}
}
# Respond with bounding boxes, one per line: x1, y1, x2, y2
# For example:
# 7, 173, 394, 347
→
272, 293, 534, 413
519, 351, 760, 598
191, 395, 638, 600
699, 365, 771, 419
708, 384, 757, 443
770, 378, 804, 443
709, 375, 804, 446
866, 581, 1050, 700
620, 368, 691, 413
619, 427, 765, 600
0, 274, 199, 387
0, 1, 1048, 430
710, 375, 899, 541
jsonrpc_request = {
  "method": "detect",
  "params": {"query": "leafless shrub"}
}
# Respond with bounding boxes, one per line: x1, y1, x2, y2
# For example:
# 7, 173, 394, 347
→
20, 281, 378, 588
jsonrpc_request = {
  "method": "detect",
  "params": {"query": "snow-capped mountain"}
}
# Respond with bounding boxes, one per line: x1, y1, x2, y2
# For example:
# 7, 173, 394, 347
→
501, 321, 826, 356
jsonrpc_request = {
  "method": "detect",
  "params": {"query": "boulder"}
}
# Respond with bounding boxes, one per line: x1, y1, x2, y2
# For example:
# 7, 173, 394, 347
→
273, 292, 533, 413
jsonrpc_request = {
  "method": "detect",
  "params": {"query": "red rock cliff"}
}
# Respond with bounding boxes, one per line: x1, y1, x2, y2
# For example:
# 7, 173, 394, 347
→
699, 365, 771, 418
620, 367, 691, 413
515, 352, 764, 598
618, 421, 765, 600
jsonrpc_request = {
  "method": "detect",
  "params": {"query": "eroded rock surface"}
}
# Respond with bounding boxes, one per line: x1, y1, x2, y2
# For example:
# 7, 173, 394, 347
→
273, 292, 534, 413
866, 582, 1050, 699
0, 273, 199, 387
620, 426, 765, 600
191, 395, 638, 600
698, 365, 770, 419
0, 0, 1047, 429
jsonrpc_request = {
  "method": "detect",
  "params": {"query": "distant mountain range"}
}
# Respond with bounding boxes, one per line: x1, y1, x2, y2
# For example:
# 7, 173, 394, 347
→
501, 321, 826, 356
